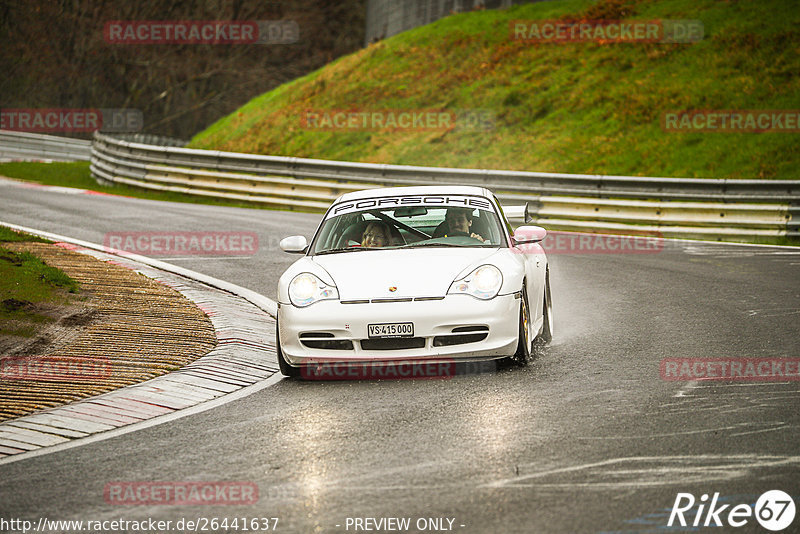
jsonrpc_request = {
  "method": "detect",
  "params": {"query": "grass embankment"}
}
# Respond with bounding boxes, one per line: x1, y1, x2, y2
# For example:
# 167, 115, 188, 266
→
0, 227, 79, 338
190, 0, 800, 179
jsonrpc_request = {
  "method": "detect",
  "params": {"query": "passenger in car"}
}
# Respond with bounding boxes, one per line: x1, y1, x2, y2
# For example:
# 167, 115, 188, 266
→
361, 220, 392, 247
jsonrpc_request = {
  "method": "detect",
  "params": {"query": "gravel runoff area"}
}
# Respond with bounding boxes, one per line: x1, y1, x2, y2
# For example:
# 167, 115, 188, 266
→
0, 241, 217, 421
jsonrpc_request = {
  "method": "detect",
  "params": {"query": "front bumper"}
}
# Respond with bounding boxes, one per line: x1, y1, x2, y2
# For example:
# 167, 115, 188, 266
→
277, 293, 520, 366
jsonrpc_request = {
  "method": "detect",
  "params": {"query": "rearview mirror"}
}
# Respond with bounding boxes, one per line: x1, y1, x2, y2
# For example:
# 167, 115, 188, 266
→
280, 235, 308, 254
393, 207, 428, 218
512, 225, 547, 245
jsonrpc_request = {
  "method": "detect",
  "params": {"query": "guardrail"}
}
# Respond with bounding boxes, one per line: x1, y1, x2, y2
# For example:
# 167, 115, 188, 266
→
90, 131, 798, 243
108, 133, 188, 147
0, 130, 92, 162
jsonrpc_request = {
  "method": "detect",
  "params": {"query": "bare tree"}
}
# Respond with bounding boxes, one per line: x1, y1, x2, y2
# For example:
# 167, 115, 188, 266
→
0, 0, 366, 138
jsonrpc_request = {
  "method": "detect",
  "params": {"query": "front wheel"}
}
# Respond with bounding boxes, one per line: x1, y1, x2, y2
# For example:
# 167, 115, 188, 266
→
539, 269, 553, 343
512, 288, 531, 364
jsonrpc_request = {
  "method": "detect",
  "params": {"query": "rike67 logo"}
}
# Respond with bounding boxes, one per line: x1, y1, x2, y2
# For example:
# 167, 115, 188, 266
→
668, 490, 796, 531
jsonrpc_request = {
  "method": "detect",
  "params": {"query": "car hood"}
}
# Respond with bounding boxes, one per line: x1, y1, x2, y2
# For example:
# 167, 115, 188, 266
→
312, 248, 501, 300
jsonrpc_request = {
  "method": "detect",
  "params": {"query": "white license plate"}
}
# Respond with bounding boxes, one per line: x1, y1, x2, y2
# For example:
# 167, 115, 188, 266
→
368, 322, 414, 338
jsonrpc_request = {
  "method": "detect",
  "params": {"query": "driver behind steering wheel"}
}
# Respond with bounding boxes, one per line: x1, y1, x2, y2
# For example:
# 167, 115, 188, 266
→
443, 207, 484, 242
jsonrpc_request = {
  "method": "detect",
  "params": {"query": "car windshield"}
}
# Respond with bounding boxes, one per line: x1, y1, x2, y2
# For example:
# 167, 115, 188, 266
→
310, 194, 507, 255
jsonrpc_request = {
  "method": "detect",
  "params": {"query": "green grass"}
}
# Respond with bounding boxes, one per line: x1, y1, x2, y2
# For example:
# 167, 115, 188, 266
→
0, 242, 81, 337
0, 248, 79, 295
0, 226, 50, 243
0, 161, 307, 211
190, 0, 800, 179
0, 161, 96, 190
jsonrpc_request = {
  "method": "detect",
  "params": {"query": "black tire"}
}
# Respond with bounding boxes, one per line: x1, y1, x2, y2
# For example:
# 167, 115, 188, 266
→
539, 269, 553, 344
513, 287, 531, 364
276, 319, 300, 377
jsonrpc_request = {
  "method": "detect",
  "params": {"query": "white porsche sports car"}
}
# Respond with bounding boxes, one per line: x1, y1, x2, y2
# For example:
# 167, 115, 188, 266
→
276, 185, 552, 377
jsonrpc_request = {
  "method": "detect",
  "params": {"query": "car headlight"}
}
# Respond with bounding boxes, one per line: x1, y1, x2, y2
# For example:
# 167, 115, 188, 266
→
288, 273, 338, 307
448, 265, 503, 300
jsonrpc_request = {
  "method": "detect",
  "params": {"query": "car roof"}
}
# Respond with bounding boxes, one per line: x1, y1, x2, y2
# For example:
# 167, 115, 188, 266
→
335, 185, 493, 203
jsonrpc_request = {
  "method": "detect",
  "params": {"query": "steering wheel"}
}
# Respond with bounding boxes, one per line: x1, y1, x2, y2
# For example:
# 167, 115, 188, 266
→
445, 230, 485, 243
336, 235, 361, 248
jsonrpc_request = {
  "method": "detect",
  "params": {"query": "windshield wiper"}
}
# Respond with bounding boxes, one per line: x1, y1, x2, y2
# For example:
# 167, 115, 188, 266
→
402, 243, 470, 249
316, 247, 371, 255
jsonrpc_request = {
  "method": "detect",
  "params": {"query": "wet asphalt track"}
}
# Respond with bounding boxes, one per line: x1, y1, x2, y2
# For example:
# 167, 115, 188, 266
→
1, 180, 799, 533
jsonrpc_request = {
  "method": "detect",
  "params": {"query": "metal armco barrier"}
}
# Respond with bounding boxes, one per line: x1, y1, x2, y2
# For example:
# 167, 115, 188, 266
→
110, 133, 188, 147
0, 130, 91, 161
90, 131, 798, 242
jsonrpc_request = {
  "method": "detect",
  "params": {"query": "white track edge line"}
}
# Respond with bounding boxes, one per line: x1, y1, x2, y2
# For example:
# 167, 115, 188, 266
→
0, 374, 283, 466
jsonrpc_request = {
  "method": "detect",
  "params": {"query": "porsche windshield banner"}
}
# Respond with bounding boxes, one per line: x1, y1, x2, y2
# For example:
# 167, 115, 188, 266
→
328, 195, 494, 218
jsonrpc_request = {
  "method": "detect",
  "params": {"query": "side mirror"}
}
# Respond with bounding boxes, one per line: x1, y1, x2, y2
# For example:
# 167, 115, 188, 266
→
512, 225, 547, 245
500, 202, 534, 223
280, 235, 308, 254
